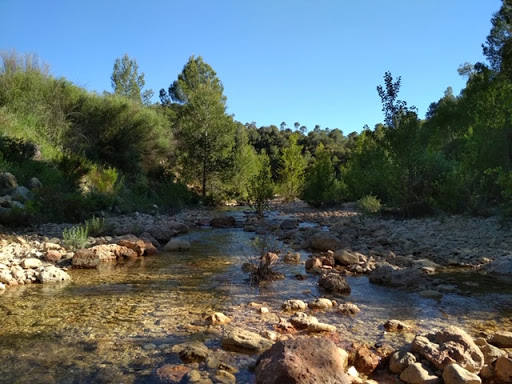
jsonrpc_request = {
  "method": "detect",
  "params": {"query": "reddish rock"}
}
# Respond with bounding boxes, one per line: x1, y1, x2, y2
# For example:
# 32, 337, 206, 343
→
156, 364, 190, 383
353, 345, 381, 375
118, 239, 146, 256
255, 337, 351, 384
72, 244, 137, 268
44, 250, 63, 263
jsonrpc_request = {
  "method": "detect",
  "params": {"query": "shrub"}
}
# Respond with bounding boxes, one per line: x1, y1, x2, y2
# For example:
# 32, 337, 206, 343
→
62, 224, 89, 249
84, 216, 105, 237
358, 194, 382, 215
248, 152, 274, 217
80, 165, 120, 195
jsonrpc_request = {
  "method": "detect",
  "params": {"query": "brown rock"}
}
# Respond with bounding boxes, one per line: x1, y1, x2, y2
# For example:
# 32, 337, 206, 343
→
255, 337, 351, 384
210, 216, 236, 228
353, 345, 380, 375
442, 363, 481, 384
319, 273, 351, 295
117, 239, 146, 256
496, 356, 512, 383
490, 331, 512, 348
72, 244, 137, 268
44, 250, 63, 263
156, 364, 190, 383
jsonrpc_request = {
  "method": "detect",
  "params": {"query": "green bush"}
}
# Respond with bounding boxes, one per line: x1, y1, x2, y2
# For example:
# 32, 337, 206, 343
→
62, 224, 89, 249
358, 194, 382, 215
84, 216, 105, 237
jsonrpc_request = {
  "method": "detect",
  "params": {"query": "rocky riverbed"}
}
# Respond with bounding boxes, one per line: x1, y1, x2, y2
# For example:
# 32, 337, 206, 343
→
0, 204, 511, 383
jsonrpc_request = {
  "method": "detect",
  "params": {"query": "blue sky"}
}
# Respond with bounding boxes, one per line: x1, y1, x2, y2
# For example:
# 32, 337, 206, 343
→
0, 0, 501, 134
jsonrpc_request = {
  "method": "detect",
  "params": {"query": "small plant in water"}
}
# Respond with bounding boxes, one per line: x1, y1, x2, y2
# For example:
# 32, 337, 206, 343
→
244, 236, 284, 284
62, 224, 89, 249
358, 194, 382, 215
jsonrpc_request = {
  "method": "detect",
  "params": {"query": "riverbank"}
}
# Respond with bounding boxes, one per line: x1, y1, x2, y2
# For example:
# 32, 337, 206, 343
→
0, 203, 511, 383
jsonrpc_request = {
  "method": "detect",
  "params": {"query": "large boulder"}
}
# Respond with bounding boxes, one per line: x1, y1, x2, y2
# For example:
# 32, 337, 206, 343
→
72, 244, 137, 268
0, 172, 17, 195
318, 273, 351, 295
37, 266, 71, 283
210, 216, 236, 228
222, 327, 273, 353
411, 326, 484, 373
255, 337, 350, 384
309, 231, 343, 252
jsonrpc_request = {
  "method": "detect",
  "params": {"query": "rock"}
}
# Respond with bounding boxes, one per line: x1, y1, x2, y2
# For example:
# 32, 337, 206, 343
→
214, 370, 236, 384
305, 257, 323, 273
222, 327, 273, 353
210, 216, 236, 228
72, 244, 137, 268
290, 312, 336, 332
389, 350, 416, 374
384, 319, 410, 332
28, 177, 42, 190
163, 238, 191, 252
309, 231, 343, 252
255, 336, 350, 384
11, 186, 31, 202
171, 341, 209, 363
490, 331, 512, 348
338, 303, 360, 315
442, 363, 481, 384
318, 273, 351, 295
117, 239, 146, 256
474, 337, 507, 364
308, 298, 334, 310
140, 232, 161, 248
411, 326, 484, 373
44, 250, 63, 263
0, 172, 17, 195
282, 299, 307, 311
149, 222, 189, 242
400, 362, 440, 384
0, 269, 16, 285
21, 257, 43, 269
156, 364, 190, 383
280, 219, 299, 230
283, 252, 301, 263
484, 256, 512, 277
37, 266, 71, 283
206, 312, 231, 325
354, 345, 380, 375
334, 249, 360, 266
369, 262, 425, 288
495, 356, 512, 383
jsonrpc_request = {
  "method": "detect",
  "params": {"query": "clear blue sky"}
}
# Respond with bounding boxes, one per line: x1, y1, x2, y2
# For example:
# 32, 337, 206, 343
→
0, 0, 502, 134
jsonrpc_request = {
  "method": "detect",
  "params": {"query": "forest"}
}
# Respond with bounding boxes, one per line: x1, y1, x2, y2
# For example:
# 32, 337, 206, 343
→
1, 0, 512, 224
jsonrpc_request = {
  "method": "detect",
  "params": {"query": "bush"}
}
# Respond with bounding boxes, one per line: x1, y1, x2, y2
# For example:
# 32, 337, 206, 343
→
62, 224, 89, 249
358, 195, 382, 215
84, 216, 105, 237
248, 152, 274, 217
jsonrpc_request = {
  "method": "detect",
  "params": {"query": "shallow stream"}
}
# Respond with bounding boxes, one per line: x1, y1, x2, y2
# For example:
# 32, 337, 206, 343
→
1, 221, 512, 383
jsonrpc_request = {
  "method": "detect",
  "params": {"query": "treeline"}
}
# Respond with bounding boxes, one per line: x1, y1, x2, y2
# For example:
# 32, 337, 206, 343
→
1, 0, 511, 223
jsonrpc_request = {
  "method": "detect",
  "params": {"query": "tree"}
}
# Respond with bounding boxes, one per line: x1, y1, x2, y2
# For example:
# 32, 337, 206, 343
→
279, 133, 307, 201
248, 151, 274, 216
111, 54, 153, 104
230, 123, 259, 200
376, 71, 414, 129
482, 0, 512, 77
166, 56, 235, 198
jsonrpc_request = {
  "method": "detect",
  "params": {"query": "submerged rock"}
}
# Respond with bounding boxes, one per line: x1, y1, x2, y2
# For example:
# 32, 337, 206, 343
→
255, 337, 350, 384
156, 364, 190, 383
338, 303, 360, 315
163, 238, 191, 252
210, 216, 236, 228
222, 327, 273, 353
384, 319, 411, 332
171, 341, 209, 363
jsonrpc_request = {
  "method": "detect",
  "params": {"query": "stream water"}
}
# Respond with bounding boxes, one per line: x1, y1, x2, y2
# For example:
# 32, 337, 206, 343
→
1, 222, 512, 383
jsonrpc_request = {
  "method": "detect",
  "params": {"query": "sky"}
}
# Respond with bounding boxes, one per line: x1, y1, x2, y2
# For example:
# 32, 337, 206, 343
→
0, 0, 502, 134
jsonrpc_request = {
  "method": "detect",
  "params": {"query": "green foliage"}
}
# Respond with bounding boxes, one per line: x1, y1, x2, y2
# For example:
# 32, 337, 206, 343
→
358, 195, 382, 215
248, 152, 274, 216
482, 0, 512, 78
62, 224, 89, 249
166, 56, 235, 198
302, 145, 346, 207
80, 165, 120, 195
279, 133, 307, 201
229, 123, 259, 201
84, 216, 105, 237
111, 54, 154, 104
